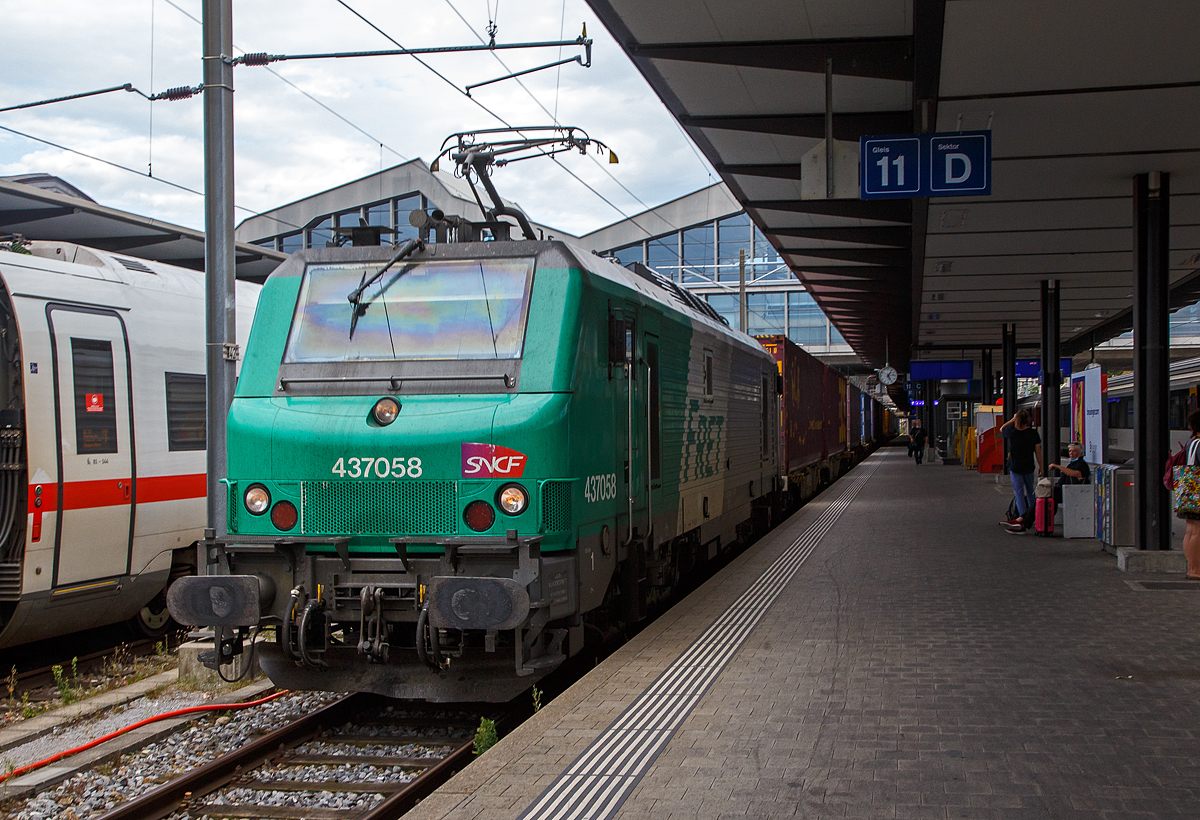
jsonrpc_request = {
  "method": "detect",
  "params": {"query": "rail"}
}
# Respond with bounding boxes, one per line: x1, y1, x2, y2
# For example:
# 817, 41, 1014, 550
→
93, 692, 482, 820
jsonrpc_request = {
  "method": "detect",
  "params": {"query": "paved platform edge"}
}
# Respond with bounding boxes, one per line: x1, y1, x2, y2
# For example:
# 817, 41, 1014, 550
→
405, 454, 885, 820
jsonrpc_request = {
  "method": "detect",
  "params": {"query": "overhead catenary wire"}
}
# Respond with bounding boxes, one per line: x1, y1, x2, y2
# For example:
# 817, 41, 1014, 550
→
0, 3, 692, 242
553, 0, 567, 122
134, 0, 664, 238
0, 123, 303, 232
0, 84, 147, 114
440, 0, 676, 233
161, 0, 409, 163
330, 0, 655, 234
0, 0, 411, 236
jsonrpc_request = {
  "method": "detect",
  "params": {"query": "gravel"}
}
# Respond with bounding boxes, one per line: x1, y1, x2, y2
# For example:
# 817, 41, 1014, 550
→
252, 761, 419, 785
1, 693, 481, 820
295, 738, 446, 759
1, 691, 340, 820
200, 786, 385, 810
0, 692, 215, 772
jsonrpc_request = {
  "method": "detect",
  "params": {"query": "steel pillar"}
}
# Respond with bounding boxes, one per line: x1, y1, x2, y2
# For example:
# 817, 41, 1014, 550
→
1002, 323, 1017, 475
1133, 172, 1171, 551
203, 0, 237, 538
1040, 280, 1061, 470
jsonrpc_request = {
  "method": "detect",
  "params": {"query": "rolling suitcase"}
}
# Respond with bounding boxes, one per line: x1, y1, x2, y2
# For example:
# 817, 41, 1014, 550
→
1034, 496, 1056, 536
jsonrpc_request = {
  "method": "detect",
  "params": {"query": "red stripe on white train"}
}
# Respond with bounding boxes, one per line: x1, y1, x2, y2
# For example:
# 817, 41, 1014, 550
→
27, 474, 206, 542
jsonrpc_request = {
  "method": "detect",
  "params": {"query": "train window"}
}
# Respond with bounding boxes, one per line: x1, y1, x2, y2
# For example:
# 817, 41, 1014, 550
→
648, 341, 661, 481
165, 372, 206, 451
1107, 396, 1133, 429
703, 351, 714, 399
71, 338, 117, 454
1169, 389, 1189, 430
284, 258, 535, 363
608, 310, 634, 369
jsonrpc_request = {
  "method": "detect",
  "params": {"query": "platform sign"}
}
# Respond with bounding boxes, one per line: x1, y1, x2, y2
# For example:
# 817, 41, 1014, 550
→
930, 133, 989, 194
860, 130, 991, 199
1016, 358, 1073, 381
861, 136, 920, 197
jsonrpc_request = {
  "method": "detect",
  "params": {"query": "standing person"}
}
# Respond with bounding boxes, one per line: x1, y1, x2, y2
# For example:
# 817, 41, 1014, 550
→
1178, 411, 1200, 579
999, 409, 1043, 532
911, 419, 928, 465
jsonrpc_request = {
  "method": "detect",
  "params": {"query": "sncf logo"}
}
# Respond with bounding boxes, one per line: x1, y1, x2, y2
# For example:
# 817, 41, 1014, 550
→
461, 443, 527, 478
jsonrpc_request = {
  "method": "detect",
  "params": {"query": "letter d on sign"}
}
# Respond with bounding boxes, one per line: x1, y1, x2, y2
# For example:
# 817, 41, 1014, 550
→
945, 153, 972, 184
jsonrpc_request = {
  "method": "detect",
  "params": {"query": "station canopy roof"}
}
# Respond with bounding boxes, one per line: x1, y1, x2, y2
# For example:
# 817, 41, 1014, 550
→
0, 174, 285, 282
585, 0, 1200, 371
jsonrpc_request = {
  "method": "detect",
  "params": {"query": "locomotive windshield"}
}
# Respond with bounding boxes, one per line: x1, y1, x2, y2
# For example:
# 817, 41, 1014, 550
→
284, 258, 535, 363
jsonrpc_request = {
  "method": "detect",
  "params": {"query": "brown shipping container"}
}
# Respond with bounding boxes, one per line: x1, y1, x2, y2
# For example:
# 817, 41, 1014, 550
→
824, 365, 847, 459
757, 335, 826, 473
847, 384, 863, 449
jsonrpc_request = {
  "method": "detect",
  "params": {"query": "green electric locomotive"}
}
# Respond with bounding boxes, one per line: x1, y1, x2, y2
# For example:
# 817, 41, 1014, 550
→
170, 130, 782, 701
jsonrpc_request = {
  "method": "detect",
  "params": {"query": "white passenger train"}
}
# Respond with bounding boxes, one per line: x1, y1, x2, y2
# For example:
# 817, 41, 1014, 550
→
0, 241, 258, 646
1024, 358, 1200, 460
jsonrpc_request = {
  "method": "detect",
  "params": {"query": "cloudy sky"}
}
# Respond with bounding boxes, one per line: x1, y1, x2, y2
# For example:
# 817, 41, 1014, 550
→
0, 0, 718, 236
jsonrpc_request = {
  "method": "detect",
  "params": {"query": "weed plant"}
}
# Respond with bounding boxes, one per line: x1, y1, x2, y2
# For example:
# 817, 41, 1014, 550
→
474, 717, 498, 755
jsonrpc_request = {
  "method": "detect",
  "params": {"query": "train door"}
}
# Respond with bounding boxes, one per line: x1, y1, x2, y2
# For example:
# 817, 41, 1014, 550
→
47, 306, 134, 587
611, 302, 658, 542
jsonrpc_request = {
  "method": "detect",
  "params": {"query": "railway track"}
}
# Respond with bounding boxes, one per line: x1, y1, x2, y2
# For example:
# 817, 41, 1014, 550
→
93, 692, 484, 820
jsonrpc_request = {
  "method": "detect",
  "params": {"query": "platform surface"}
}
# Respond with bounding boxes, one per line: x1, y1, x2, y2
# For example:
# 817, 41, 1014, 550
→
409, 445, 1200, 820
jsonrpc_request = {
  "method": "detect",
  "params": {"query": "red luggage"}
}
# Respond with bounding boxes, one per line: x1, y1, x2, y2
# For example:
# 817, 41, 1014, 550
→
1034, 496, 1056, 536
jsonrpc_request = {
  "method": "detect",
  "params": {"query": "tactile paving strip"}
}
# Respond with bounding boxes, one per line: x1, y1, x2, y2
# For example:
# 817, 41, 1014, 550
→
516, 453, 885, 820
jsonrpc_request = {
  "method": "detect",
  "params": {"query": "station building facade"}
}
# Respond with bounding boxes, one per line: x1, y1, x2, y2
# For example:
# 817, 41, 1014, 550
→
235, 160, 854, 366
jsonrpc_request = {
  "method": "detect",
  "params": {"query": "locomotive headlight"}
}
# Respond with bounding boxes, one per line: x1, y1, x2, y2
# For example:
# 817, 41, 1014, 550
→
244, 485, 271, 515
372, 397, 400, 426
497, 484, 528, 515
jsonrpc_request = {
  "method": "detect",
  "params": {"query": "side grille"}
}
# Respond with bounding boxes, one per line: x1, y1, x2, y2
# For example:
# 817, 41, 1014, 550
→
226, 481, 238, 534
117, 257, 155, 273
301, 480, 458, 536
541, 480, 572, 533
0, 563, 21, 601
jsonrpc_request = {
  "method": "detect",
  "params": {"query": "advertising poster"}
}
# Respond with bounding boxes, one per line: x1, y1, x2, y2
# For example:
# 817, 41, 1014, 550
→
1070, 367, 1104, 464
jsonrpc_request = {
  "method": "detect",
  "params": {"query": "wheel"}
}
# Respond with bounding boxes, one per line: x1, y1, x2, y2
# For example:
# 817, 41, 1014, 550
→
130, 591, 175, 639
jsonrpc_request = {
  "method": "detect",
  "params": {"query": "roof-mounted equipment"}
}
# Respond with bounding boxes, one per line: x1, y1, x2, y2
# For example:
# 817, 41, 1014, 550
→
425, 126, 616, 242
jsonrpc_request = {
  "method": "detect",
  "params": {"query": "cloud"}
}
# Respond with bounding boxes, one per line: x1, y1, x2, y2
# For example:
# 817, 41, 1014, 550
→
0, 0, 715, 236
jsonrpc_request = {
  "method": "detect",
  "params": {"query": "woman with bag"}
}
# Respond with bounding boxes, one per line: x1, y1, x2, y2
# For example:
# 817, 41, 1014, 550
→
1176, 411, 1200, 580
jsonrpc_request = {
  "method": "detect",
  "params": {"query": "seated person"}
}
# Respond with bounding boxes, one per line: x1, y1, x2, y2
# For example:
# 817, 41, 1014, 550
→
1047, 441, 1090, 504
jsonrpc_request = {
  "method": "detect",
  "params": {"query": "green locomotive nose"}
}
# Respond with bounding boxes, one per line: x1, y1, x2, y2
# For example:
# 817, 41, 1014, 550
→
226, 391, 572, 546
202, 242, 596, 700
185, 229, 812, 703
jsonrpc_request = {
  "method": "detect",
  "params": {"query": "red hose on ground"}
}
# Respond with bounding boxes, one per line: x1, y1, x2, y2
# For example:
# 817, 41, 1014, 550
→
0, 689, 289, 784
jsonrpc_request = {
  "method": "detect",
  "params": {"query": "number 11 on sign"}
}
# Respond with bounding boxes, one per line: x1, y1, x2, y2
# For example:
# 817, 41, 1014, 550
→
861, 136, 919, 196
877, 154, 905, 187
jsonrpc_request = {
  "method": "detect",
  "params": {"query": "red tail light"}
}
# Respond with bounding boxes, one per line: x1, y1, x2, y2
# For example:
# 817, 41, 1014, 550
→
463, 500, 496, 532
271, 501, 298, 531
